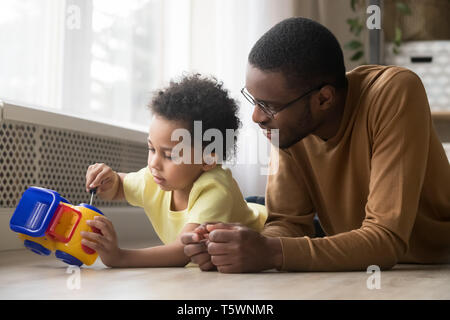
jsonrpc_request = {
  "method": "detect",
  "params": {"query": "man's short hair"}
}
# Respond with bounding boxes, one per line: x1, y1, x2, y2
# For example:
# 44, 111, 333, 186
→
248, 17, 347, 90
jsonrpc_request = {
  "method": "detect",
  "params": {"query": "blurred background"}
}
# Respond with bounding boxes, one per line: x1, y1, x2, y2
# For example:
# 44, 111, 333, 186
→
0, 0, 449, 198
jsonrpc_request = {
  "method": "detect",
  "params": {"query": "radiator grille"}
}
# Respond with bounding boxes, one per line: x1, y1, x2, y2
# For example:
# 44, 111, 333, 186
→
0, 119, 147, 208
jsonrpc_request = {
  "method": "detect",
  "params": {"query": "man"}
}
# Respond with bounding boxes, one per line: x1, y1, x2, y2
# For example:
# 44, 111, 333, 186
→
181, 17, 450, 272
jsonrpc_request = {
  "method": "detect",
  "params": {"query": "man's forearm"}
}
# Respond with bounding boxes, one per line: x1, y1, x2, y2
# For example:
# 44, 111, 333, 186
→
278, 224, 404, 271
262, 221, 314, 238
265, 237, 283, 270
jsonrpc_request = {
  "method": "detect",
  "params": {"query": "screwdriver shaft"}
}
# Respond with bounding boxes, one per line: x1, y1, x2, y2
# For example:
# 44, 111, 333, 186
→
89, 188, 97, 206
89, 192, 94, 205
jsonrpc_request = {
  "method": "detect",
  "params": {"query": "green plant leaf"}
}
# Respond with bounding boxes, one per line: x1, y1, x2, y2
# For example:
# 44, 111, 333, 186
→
347, 18, 364, 35
350, 0, 357, 12
354, 23, 363, 36
394, 27, 402, 46
346, 18, 358, 31
344, 40, 363, 50
350, 50, 364, 61
396, 2, 412, 15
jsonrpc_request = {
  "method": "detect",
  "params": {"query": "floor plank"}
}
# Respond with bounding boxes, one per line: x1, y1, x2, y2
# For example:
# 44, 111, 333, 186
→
1, 245, 449, 300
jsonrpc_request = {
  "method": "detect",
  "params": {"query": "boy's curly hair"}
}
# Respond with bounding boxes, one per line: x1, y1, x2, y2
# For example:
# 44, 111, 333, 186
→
149, 74, 241, 161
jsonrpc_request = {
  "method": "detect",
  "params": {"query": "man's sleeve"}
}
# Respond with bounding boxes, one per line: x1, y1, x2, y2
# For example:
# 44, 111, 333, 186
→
262, 146, 316, 238
279, 70, 431, 271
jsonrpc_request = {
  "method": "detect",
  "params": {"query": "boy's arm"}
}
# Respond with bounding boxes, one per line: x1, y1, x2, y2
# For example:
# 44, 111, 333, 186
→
112, 223, 200, 267
112, 172, 127, 201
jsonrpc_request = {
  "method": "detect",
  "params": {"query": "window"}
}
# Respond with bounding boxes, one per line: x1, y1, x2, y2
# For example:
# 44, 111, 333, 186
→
0, 0, 190, 129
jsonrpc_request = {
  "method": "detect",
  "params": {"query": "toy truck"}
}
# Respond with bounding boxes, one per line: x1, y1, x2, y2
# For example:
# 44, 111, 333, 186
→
10, 187, 104, 266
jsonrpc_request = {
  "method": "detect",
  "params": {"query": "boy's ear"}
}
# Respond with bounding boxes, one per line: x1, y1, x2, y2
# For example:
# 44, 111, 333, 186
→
202, 153, 217, 171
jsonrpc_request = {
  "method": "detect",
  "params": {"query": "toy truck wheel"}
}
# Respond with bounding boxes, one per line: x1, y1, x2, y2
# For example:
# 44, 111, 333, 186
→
23, 240, 51, 256
55, 250, 83, 267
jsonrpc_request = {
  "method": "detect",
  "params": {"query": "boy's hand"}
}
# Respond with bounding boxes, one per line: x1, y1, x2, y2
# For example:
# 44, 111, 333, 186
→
81, 216, 123, 267
85, 163, 120, 200
181, 223, 216, 271
203, 223, 283, 273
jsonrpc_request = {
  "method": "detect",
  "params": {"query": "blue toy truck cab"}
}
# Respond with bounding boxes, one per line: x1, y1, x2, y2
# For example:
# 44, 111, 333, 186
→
10, 187, 70, 238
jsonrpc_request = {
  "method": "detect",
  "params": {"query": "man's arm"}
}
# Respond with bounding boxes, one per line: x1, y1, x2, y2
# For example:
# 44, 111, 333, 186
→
261, 146, 317, 238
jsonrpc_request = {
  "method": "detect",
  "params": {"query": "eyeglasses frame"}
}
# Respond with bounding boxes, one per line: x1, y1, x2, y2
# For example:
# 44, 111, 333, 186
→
240, 84, 327, 118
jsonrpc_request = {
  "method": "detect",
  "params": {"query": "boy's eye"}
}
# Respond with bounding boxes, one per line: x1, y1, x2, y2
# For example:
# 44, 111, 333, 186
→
148, 148, 173, 160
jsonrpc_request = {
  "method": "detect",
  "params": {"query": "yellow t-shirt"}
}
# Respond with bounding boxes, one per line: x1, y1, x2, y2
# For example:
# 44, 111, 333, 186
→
123, 165, 267, 244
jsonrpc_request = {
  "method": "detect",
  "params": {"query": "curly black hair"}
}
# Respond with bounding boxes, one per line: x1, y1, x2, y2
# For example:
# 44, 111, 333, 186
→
149, 74, 241, 162
249, 17, 347, 90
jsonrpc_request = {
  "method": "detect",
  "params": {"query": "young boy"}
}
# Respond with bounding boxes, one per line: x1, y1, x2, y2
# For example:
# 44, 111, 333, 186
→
82, 74, 267, 268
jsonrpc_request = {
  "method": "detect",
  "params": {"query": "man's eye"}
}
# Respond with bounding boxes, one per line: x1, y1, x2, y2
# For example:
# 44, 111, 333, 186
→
265, 103, 280, 111
148, 147, 155, 152
259, 101, 276, 112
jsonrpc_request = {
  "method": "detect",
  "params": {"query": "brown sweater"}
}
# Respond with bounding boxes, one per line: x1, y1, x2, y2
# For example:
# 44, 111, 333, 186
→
262, 65, 450, 271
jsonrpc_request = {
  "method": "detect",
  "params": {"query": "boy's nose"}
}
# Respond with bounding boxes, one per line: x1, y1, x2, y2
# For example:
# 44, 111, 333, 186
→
149, 154, 162, 171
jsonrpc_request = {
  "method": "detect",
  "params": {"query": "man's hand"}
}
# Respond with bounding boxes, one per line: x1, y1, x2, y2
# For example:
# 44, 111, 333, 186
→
181, 226, 216, 271
205, 223, 283, 273
81, 216, 123, 267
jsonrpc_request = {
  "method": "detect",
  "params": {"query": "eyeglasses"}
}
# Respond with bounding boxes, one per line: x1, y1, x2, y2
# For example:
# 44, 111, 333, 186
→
240, 84, 326, 119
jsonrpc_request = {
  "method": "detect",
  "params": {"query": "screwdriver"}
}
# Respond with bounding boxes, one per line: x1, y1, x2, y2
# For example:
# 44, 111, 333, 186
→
89, 188, 97, 206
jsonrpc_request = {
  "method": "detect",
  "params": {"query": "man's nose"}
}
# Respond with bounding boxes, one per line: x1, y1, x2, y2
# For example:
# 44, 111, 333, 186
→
252, 105, 271, 124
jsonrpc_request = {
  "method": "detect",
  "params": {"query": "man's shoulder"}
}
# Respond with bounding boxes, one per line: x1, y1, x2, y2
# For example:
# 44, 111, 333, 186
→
348, 64, 410, 76
347, 65, 420, 93
349, 65, 429, 135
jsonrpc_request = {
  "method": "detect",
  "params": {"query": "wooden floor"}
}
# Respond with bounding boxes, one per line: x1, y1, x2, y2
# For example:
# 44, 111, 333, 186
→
1, 242, 449, 300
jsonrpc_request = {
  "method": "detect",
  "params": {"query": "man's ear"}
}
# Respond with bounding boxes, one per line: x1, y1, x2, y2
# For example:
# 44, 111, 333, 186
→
317, 85, 335, 110
202, 153, 218, 171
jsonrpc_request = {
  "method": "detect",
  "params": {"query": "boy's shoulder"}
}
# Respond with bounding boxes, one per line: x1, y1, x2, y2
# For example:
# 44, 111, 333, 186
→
194, 165, 232, 189
188, 165, 236, 206
124, 167, 151, 184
